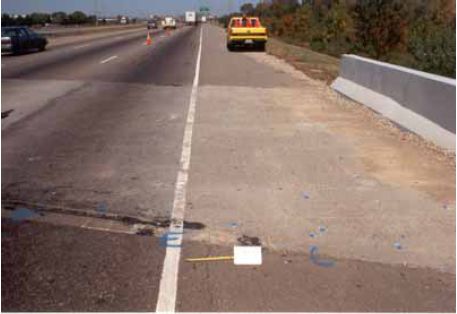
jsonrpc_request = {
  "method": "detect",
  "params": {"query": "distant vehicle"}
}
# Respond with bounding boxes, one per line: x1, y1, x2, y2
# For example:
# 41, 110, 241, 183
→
147, 20, 158, 29
162, 16, 177, 30
226, 16, 268, 51
200, 15, 207, 23
185, 11, 196, 25
120, 16, 128, 24
1, 26, 48, 55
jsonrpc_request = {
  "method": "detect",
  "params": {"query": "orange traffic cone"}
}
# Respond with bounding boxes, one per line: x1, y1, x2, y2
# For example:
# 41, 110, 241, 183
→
145, 32, 152, 46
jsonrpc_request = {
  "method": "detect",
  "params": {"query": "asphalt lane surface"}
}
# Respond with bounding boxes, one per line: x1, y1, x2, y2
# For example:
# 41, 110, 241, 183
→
2, 26, 199, 311
2, 24, 455, 311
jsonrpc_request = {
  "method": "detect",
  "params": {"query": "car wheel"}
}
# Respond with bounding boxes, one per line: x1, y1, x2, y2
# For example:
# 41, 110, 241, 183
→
39, 43, 46, 51
227, 43, 233, 51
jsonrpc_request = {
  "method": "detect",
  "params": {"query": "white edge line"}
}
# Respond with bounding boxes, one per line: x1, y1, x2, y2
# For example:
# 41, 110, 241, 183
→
155, 26, 203, 313
100, 55, 118, 64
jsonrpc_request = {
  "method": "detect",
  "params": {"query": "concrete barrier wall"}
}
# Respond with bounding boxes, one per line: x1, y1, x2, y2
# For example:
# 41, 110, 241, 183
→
332, 54, 456, 151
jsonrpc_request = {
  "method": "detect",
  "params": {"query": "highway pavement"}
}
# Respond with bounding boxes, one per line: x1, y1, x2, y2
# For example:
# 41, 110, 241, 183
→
1, 24, 455, 311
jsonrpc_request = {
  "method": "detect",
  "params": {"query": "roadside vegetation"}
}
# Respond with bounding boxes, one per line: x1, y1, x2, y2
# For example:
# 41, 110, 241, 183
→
219, 0, 456, 78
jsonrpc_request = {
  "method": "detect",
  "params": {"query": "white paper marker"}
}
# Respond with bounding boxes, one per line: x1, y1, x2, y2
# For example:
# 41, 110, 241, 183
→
234, 246, 262, 265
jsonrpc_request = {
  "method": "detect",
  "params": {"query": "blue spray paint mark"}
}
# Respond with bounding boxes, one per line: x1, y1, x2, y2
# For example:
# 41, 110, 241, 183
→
159, 231, 183, 248
224, 222, 240, 228
308, 232, 316, 238
393, 242, 403, 250
309, 245, 335, 268
96, 202, 108, 214
303, 192, 310, 200
10, 208, 37, 223
318, 225, 327, 233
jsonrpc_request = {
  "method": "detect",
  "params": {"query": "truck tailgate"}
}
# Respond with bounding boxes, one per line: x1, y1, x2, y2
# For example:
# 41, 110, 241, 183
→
231, 27, 267, 35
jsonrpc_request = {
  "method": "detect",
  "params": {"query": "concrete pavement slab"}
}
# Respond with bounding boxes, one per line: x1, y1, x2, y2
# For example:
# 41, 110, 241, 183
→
175, 24, 455, 311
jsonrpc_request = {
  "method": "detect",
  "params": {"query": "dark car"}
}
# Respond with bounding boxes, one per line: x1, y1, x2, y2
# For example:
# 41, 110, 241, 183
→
147, 20, 158, 29
1, 26, 48, 54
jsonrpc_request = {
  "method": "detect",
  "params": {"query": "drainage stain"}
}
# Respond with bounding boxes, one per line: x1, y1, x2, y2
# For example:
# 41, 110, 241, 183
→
237, 235, 261, 246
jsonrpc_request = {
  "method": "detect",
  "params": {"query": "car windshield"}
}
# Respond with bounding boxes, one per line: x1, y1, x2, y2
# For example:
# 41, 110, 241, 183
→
1, 29, 16, 37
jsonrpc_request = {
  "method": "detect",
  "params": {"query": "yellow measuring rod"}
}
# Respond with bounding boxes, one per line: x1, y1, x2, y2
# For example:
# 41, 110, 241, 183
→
185, 256, 234, 262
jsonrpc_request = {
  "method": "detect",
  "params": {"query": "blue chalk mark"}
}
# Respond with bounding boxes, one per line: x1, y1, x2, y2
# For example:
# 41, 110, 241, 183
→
224, 222, 240, 228
96, 202, 108, 214
309, 245, 335, 268
303, 192, 310, 200
10, 208, 37, 223
318, 225, 327, 233
308, 232, 316, 238
393, 242, 403, 250
159, 232, 183, 248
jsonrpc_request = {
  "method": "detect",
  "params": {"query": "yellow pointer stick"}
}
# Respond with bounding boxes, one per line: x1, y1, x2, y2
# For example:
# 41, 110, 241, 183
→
185, 256, 234, 262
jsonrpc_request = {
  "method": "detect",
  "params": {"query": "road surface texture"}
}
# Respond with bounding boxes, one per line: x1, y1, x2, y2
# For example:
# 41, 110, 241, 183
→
2, 24, 455, 312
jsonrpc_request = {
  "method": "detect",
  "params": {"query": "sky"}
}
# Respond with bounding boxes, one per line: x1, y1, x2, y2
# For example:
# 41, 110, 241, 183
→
1, 0, 261, 17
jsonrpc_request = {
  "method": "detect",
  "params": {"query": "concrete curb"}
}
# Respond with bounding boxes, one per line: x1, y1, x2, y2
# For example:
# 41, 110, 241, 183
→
331, 54, 456, 151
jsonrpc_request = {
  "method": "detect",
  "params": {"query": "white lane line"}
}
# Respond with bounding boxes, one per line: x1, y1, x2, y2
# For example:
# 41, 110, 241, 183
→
100, 55, 118, 64
155, 26, 203, 313
73, 43, 90, 49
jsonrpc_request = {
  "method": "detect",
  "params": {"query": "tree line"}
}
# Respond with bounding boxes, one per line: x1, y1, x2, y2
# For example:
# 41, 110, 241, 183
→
221, 0, 455, 78
1, 11, 98, 26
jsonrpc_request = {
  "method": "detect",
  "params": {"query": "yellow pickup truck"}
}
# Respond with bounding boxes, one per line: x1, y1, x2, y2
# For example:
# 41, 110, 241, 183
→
226, 16, 268, 51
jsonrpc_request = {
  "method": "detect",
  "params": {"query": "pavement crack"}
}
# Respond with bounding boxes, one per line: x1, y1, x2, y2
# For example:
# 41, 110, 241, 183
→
2, 199, 206, 232
1, 199, 170, 228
